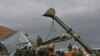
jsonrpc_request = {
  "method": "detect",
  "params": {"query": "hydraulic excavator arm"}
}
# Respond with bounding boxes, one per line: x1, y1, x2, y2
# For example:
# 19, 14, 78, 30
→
43, 8, 92, 54
33, 34, 71, 47
42, 34, 71, 45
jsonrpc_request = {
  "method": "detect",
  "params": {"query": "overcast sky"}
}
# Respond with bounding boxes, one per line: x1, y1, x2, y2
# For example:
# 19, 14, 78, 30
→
0, 0, 100, 49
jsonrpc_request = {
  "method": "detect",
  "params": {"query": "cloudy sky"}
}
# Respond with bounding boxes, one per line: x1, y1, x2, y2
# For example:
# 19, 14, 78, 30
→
0, 0, 100, 49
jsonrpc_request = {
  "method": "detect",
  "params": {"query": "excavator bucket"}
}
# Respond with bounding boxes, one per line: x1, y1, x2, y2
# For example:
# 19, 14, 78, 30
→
43, 8, 55, 17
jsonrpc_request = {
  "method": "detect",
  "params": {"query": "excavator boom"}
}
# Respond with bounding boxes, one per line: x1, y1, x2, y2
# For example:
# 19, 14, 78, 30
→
43, 8, 92, 54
